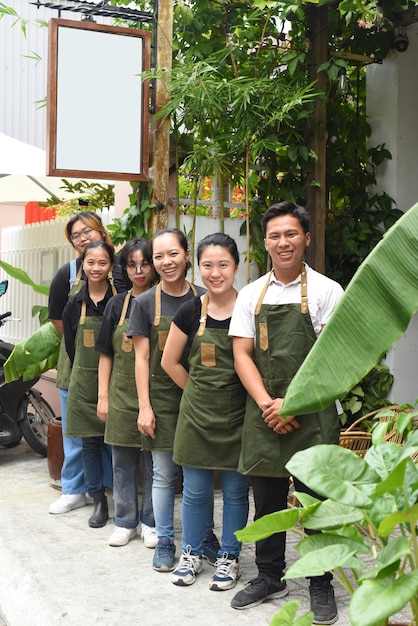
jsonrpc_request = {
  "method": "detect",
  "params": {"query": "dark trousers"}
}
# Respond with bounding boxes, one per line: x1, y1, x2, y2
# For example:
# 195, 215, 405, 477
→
252, 475, 332, 583
82, 436, 112, 496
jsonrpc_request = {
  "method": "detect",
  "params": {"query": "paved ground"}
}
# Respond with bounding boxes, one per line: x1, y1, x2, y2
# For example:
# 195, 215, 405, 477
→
0, 440, 409, 626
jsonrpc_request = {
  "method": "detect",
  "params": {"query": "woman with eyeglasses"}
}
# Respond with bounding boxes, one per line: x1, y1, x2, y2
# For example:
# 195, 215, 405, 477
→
95, 238, 158, 548
48, 211, 128, 516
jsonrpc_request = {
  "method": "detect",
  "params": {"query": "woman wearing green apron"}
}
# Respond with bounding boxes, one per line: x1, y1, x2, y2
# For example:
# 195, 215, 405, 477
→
127, 229, 215, 573
229, 202, 344, 623
48, 211, 125, 515
63, 241, 116, 529
161, 233, 249, 592
95, 238, 158, 548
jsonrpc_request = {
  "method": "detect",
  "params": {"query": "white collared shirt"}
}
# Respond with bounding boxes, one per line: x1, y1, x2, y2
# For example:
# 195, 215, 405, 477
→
229, 264, 344, 339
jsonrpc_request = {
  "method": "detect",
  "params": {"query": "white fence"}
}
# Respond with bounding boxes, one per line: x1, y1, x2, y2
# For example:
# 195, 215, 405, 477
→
0, 208, 114, 345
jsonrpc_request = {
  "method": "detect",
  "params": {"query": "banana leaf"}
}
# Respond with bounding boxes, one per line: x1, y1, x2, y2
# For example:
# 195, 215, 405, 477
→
0, 260, 49, 297
4, 321, 61, 382
280, 201, 418, 417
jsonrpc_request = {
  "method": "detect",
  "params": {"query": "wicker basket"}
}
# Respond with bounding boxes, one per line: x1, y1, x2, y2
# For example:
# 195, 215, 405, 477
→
339, 405, 401, 458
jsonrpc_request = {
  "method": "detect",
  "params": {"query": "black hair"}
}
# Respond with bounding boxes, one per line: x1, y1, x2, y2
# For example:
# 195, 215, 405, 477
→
261, 201, 310, 235
197, 233, 240, 266
119, 238, 158, 285
81, 240, 114, 264
151, 228, 192, 276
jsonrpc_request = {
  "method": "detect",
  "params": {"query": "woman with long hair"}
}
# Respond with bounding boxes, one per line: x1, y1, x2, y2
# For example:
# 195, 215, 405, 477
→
161, 233, 249, 590
95, 238, 158, 548
48, 211, 127, 516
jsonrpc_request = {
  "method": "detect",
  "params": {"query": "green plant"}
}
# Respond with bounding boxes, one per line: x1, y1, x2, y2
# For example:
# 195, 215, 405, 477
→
236, 407, 418, 626
0, 261, 61, 381
280, 201, 418, 419
340, 362, 394, 425
106, 181, 154, 246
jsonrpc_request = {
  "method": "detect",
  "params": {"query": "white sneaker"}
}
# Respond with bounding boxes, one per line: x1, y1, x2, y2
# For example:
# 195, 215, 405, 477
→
108, 526, 137, 547
209, 554, 240, 591
172, 548, 203, 586
141, 523, 158, 548
48, 493, 87, 515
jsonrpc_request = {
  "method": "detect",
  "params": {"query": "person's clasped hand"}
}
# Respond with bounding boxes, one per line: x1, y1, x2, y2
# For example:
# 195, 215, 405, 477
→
260, 399, 300, 435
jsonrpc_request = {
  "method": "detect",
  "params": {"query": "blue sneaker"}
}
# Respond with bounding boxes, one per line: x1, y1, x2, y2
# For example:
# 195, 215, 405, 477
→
202, 532, 221, 566
152, 537, 176, 572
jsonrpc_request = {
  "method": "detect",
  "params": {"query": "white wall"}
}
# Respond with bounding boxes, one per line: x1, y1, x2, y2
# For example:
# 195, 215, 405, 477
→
366, 22, 418, 406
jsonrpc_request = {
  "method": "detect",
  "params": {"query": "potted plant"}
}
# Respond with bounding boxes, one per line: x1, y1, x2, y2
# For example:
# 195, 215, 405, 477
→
236, 406, 418, 626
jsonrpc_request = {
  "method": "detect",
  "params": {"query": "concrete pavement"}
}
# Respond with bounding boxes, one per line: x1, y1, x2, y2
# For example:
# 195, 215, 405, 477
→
0, 440, 361, 626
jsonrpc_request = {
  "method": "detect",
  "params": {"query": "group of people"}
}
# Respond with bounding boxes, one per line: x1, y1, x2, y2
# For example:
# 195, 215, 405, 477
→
47, 201, 343, 624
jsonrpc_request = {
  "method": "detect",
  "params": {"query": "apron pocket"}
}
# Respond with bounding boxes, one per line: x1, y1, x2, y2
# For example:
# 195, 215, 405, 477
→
158, 330, 169, 351
121, 333, 133, 352
200, 342, 216, 368
83, 328, 95, 348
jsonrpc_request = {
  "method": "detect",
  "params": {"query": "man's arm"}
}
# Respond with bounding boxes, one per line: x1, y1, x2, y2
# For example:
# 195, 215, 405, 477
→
233, 336, 299, 435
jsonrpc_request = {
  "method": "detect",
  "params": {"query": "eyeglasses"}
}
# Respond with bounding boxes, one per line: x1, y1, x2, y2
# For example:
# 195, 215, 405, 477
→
70, 227, 94, 243
126, 262, 153, 275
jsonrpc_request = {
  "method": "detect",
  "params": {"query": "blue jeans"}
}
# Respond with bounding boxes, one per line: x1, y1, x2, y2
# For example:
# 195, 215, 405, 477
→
82, 436, 113, 496
60, 389, 113, 494
112, 446, 155, 529
182, 467, 249, 558
151, 451, 179, 543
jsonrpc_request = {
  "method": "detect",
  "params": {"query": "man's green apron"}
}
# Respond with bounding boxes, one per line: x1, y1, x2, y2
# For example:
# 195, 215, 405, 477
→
56, 264, 83, 390
238, 265, 340, 477
104, 290, 142, 447
144, 282, 197, 452
173, 292, 246, 470
66, 291, 115, 438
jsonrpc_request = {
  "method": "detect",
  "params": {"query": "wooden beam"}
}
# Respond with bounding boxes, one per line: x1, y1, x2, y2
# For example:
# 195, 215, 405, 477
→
304, 4, 328, 273
149, 0, 173, 234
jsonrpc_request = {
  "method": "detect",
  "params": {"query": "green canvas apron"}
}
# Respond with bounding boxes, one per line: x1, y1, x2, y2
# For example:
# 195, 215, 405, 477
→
56, 265, 84, 390
173, 292, 246, 470
238, 265, 340, 477
104, 290, 142, 447
66, 284, 116, 437
144, 282, 197, 452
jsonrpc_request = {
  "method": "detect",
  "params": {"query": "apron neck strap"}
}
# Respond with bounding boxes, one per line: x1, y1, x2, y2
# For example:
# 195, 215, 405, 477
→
255, 264, 308, 316
73, 264, 83, 287
153, 281, 197, 327
80, 300, 87, 326
197, 292, 209, 337
108, 271, 117, 296
118, 289, 132, 326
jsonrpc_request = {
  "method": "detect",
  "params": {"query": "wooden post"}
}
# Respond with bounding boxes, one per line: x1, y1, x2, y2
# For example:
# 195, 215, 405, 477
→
305, 5, 328, 273
149, 0, 173, 234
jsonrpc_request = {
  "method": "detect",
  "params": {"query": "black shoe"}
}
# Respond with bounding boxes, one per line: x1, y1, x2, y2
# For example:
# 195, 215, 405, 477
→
202, 532, 221, 566
309, 579, 338, 625
89, 492, 108, 528
230, 573, 288, 610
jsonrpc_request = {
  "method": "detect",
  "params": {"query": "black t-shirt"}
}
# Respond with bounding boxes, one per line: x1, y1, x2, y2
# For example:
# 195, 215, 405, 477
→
95, 291, 133, 356
127, 284, 206, 339
48, 255, 129, 321
173, 296, 231, 343
62, 282, 116, 364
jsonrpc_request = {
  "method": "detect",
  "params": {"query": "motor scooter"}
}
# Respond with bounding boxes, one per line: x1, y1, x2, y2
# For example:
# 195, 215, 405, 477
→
0, 279, 55, 456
